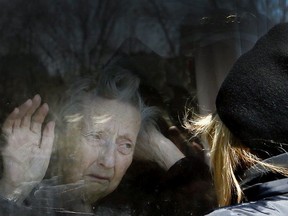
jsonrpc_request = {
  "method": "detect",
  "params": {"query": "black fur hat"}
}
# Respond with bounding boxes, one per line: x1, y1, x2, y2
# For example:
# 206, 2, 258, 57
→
216, 23, 288, 154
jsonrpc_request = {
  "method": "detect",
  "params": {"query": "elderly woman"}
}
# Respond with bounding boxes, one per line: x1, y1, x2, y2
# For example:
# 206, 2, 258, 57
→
0, 67, 155, 215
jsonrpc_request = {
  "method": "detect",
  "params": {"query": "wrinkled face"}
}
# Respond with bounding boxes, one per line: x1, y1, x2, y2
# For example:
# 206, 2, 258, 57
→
62, 97, 141, 203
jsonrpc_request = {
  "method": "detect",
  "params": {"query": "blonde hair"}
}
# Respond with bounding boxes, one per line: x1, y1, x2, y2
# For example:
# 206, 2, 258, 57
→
184, 113, 288, 207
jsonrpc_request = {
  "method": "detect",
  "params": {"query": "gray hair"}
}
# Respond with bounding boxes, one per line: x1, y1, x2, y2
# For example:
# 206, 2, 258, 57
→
53, 66, 157, 144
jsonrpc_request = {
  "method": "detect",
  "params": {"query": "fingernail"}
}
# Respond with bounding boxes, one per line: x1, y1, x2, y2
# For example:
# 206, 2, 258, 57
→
26, 99, 32, 105
43, 103, 49, 111
14, 108, 19, 114
34, 94, 41, 100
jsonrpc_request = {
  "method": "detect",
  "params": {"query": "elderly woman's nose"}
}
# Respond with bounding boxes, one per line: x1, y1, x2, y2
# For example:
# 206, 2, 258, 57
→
98, 142, 116, 168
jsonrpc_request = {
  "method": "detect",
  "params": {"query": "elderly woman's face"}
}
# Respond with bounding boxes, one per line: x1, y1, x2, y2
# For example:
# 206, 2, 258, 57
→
63, 97, 141, 203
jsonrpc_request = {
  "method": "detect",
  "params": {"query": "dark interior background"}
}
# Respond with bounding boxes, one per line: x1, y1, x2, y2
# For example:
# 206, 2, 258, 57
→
0, 1, 287, 215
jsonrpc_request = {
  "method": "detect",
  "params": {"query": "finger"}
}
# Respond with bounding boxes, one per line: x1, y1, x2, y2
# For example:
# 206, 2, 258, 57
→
21, 94, 42, 128
13, 99, 33, 129
37, 121, 54, 177
30, 103, 49, 134
39, 121, 55, 155
167, 126, 186, 150
190, 141, 205, 158
2, 108, 19, 134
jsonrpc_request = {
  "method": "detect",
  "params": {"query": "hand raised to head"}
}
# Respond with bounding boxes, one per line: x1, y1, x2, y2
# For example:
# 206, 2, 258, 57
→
135, 125, 185, 171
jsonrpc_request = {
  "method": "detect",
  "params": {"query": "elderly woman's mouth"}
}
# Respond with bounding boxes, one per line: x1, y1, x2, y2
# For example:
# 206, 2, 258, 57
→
85, 174, 111, 183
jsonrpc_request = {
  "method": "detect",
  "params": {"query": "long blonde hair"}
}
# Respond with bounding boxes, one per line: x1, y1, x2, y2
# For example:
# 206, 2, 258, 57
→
184, 113, 288, 207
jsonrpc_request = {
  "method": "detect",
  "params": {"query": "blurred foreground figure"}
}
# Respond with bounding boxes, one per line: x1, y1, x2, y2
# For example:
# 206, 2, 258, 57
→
184, 23, 288, 215
0, 67, 154, 215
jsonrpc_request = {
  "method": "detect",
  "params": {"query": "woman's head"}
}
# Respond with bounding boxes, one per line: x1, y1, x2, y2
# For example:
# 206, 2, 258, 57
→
51, 67, 154, 203
216, 23, 288, 156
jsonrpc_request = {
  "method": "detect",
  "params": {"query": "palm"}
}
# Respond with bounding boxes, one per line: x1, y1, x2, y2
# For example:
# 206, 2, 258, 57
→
1, 95, 55, 187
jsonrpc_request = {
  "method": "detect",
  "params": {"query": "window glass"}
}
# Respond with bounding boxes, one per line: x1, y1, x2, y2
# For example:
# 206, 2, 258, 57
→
0, 0, 287, 215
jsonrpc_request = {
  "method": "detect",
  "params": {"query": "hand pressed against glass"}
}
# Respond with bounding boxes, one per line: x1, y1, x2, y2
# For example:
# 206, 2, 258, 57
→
0, 95, 55, 202
61, 97, 141, 203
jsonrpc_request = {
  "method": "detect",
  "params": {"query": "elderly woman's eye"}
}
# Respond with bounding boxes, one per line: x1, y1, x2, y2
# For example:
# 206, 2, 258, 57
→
118, 142, 133, 155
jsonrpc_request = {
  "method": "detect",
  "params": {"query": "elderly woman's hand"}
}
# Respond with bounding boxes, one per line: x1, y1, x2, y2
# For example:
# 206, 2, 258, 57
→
0, 95, 55, 203
134, 126, 185, 171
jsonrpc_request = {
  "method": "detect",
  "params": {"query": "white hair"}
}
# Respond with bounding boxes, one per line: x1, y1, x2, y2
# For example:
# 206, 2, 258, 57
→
56, 66, 156, 132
